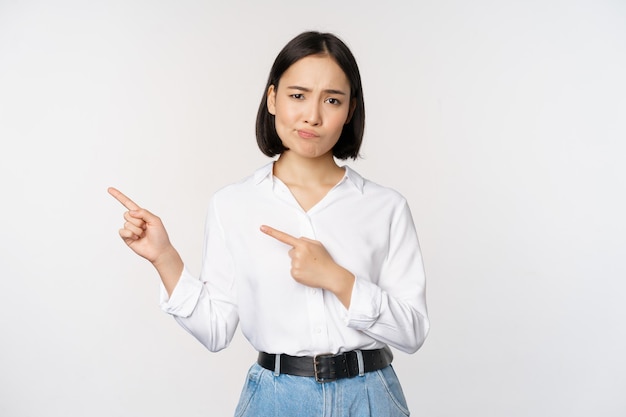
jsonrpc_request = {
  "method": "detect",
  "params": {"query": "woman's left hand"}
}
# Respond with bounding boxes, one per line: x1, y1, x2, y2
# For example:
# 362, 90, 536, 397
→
260, 225, 354, 307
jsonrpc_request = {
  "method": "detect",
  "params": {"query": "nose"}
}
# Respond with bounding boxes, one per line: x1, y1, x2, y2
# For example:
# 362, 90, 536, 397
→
304, 101, 321, 126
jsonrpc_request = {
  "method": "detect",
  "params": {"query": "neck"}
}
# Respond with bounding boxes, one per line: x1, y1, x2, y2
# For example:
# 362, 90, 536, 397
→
273, 151, 344, 186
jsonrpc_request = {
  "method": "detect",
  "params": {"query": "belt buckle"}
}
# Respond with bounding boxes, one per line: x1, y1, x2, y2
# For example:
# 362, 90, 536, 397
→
313, 353, 336, 383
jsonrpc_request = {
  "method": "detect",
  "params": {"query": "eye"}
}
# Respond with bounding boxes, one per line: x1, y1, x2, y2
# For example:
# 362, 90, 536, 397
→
325, 97, 341, 105
290, 93, 304, 100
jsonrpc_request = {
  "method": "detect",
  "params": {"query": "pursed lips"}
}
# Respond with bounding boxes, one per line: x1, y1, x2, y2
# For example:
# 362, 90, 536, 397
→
297, 129, 319, 139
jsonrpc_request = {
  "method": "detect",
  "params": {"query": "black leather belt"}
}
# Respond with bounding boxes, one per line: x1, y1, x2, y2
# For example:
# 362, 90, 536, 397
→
257, 347, 393, 383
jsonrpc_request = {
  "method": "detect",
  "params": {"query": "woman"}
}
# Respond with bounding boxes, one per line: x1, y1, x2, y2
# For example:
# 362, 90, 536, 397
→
109, 31, 428, 416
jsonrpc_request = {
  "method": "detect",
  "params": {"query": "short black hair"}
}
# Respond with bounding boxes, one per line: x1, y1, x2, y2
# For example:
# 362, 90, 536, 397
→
256, 31, 365, 160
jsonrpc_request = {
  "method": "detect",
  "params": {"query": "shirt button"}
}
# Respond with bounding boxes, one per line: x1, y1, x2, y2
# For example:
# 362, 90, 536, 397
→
310, 288, 317, 295
314, 327, 322, 334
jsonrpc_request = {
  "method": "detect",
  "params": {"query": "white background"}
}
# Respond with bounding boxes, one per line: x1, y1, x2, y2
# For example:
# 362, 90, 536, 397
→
1, 0, 625, 416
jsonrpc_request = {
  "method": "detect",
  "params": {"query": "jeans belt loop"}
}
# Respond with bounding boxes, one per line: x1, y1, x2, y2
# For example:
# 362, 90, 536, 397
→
355, 350, 365, 376
273, 353, 281, 376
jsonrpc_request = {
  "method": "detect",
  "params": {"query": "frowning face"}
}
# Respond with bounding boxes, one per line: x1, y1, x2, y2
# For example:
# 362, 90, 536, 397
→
267, 55, 355, 160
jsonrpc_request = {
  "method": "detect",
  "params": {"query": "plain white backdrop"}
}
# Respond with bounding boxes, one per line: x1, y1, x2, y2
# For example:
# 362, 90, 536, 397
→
1, 0, 625, 416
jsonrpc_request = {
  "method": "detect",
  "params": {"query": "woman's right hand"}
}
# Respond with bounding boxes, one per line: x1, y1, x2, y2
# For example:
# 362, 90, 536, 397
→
108, 187, 183, 295
108, 187, 174, 264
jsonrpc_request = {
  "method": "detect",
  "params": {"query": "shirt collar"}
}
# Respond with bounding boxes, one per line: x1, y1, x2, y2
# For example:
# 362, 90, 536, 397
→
343, 165, 364, 193
252, 161, 364, 193
252, 162, 275, 185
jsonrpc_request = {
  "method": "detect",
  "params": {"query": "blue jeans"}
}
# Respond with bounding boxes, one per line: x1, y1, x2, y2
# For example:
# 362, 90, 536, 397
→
234, 363, 410, 416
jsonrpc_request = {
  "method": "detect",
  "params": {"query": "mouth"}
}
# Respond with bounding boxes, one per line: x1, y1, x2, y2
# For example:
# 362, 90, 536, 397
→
297, 129, 319, 139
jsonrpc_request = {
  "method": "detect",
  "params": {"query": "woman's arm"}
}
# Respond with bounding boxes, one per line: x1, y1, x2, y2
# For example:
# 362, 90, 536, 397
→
346, 199, 429, 353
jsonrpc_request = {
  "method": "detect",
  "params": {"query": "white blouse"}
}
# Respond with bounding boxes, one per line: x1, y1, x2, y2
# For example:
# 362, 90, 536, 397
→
160, 163, 429, 356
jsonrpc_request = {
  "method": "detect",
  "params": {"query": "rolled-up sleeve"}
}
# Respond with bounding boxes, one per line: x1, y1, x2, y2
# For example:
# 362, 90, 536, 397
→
344, 277, 382, 329
159, 267, 203, 317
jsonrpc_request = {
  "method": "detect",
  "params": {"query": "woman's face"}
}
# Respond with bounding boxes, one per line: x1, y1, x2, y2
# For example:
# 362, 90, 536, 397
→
267, 55, 355, 160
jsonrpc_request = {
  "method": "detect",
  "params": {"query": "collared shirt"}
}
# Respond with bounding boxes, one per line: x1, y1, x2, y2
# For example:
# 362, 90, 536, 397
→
160, 163, 429, 356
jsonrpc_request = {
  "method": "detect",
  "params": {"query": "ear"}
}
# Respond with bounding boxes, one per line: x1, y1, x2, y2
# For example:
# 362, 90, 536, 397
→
345, 98, 357, 124
267, 85, 276, 115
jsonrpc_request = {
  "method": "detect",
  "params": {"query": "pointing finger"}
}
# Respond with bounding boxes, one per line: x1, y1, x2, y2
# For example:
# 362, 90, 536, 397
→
260, 225, 300, 247
108, 187, 141, 211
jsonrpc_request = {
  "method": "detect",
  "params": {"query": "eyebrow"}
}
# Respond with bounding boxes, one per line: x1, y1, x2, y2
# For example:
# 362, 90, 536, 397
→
286, 85, 347, 96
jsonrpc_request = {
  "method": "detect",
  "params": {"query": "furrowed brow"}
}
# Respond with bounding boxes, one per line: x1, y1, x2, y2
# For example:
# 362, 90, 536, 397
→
324, 89, 347, 96
286, 85, 347, 95
286, 85, 311, 92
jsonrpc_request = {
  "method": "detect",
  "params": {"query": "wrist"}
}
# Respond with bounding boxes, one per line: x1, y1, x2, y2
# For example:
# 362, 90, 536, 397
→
325, 265, 355, 308
152, 245, 178, 267
151, 246, 183, 297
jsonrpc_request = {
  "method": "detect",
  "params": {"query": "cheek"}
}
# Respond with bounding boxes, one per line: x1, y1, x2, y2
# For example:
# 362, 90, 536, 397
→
276, 106, 302, 128
328, 109, 350, 127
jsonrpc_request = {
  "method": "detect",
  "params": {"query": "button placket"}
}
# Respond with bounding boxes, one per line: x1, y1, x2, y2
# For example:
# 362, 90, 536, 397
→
300, 214, 329, 349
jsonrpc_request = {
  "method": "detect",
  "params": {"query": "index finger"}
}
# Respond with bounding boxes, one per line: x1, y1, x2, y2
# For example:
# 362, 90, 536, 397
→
260, 225, 300, 247
107, 187, 141, 211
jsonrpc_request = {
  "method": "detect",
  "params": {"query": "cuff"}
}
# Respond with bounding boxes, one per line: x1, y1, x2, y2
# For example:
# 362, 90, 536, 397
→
159, 266, 203, 318
344, 276, 382, 330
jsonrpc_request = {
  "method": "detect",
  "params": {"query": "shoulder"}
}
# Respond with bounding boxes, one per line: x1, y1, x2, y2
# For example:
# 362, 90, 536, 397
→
345, 165, 407, 205
209, 162, 273, 205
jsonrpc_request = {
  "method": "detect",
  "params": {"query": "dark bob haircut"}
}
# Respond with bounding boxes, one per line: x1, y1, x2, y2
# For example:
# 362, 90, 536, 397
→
256, 31, 365, 160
